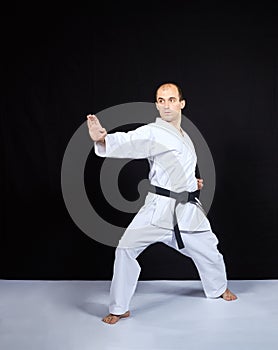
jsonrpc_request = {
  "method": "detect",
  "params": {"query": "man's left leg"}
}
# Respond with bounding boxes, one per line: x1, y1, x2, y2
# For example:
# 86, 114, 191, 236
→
173, 230, 237, 300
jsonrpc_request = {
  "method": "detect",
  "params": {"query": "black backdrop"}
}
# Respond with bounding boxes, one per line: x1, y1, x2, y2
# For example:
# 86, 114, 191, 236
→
1, 2, 278, 280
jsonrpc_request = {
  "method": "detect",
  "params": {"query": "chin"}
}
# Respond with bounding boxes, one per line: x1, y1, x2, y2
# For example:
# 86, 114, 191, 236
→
161, 115, 173, 122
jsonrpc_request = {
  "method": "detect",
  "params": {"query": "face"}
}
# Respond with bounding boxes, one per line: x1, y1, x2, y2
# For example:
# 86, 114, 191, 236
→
155, 84, 185, 124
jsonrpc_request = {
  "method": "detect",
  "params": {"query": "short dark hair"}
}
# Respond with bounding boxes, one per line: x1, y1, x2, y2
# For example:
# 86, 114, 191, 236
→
155, 82, 184, 102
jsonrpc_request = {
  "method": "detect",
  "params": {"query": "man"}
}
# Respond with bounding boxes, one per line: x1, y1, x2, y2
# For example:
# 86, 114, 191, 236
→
87, 82, 237, 325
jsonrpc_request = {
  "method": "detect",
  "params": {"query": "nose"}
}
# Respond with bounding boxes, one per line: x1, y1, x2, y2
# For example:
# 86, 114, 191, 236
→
164, 101, 170, 108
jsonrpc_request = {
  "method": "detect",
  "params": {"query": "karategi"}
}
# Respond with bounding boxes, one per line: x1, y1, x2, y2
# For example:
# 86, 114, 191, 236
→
94, 117, 228, 315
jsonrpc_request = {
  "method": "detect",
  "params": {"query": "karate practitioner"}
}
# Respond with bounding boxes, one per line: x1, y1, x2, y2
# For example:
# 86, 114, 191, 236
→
87, 82, 237, 325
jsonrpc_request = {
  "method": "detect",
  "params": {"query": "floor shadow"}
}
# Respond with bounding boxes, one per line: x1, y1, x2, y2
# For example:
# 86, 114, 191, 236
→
136, 282, 205, 298
78, 301, 109, 318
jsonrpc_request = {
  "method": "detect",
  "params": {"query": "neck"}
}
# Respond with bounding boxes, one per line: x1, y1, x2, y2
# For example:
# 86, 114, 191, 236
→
159, 115, 182, 132
169, 119, 181, 131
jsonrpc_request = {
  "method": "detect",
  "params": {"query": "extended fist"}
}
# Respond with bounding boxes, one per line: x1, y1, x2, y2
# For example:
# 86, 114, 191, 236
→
87, 114, 107, 143
197, 178, 204, 190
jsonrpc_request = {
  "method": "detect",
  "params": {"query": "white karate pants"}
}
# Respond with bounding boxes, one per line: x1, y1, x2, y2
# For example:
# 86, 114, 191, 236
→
109, 225, 228, 315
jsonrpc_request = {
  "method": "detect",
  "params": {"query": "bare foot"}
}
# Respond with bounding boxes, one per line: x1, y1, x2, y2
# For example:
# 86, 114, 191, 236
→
221, 288, 237, 301
102, 311, 130, 324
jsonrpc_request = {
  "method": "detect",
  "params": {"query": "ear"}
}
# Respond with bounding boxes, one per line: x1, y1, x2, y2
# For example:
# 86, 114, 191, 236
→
155, 102, 159, 110
180, 99, 186, 109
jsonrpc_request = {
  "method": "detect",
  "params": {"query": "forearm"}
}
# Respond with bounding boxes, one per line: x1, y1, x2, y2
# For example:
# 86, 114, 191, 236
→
94, 127, 155, 159
94, 132, 142, 158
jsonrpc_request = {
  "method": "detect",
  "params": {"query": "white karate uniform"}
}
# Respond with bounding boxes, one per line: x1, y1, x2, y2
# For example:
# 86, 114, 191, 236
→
95, 117, 228, 315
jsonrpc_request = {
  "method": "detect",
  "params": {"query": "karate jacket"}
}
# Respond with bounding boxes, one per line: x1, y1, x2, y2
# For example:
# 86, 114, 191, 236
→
94, 117, 211, 232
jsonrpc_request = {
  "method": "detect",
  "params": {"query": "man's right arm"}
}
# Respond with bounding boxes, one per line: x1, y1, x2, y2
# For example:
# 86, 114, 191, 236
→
86, 114, 160, 159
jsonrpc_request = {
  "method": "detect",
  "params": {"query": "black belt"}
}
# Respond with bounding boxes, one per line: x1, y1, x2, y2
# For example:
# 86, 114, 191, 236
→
148, 185, 200, 249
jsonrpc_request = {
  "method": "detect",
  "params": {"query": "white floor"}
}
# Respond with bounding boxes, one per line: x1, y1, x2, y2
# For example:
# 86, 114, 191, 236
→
0, 279, 277, 350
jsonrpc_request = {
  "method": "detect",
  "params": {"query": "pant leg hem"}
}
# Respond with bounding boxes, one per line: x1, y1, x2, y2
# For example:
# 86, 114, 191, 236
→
109, 307, 129, 315
205, 284, 227, 299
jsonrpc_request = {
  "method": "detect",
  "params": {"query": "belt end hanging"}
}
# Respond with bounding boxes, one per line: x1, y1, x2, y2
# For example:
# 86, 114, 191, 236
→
174, 224, 185, 249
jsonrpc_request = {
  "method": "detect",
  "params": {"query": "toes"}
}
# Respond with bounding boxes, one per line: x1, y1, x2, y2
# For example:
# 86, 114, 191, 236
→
102, 314, 120, 324
102, 311, 130, 324
222, 291, 237, 301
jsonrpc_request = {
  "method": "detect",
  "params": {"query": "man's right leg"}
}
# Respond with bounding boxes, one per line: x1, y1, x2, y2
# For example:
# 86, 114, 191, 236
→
102, 223, 172, 324
102, 246, 145, 324
109, 246, 143, 315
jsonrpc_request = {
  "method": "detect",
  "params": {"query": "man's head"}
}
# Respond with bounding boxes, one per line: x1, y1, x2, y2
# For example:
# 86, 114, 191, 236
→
155, 82, 186, 125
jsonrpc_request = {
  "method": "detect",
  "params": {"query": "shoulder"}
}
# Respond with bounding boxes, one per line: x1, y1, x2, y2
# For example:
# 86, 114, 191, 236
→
131, 123, 154, 135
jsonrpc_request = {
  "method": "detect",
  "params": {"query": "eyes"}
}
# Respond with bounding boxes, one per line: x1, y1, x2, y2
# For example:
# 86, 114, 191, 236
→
157, 97, 178, 104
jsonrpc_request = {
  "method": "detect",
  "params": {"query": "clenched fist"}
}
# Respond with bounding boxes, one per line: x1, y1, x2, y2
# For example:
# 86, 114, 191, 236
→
197, 178, 204, 190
